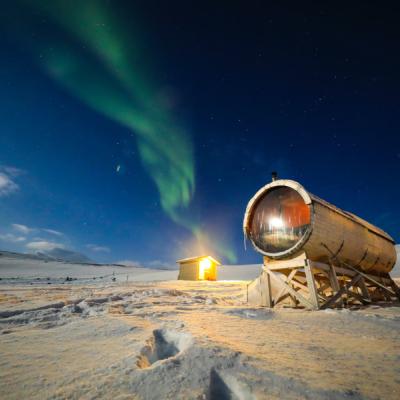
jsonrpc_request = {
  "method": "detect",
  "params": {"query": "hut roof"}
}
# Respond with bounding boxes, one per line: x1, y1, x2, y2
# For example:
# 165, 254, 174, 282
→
176, 255, 221, 265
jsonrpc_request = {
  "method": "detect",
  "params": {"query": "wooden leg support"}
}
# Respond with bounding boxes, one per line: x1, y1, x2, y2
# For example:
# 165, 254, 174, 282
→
304, 261, 319, 310
260, 270, 272, 308
266, 269, 316, 310
389, 279, 400, 301
247, 257, 400, 310
274, 269, 297, 305
320, 275, 361, 309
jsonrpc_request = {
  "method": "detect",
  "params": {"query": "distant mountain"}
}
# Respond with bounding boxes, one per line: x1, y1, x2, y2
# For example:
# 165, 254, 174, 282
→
0, 250, 48, 261
36, 248, 94, 264
116, 259, 177, 270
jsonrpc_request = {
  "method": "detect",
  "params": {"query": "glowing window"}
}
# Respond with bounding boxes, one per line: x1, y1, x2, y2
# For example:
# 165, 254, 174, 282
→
199, 258, 212, 280
249, 187, 311, 253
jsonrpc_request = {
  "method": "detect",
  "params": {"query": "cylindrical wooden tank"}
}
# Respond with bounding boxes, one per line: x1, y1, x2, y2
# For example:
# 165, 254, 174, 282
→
243, 179, 397, 275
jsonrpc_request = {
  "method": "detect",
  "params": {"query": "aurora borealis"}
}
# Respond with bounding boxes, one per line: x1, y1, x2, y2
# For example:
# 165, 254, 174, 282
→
20, 1, 198, 244
4, 0, 236, 262
0, 1, 399, 265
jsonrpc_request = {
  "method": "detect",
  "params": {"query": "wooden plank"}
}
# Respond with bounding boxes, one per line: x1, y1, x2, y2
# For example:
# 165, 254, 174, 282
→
266, 264, 304, 271
345, 264, 396, 296
328, 264, 342, 307
317, 282, 331, 296
330, 265, 356, 277
304, 261, 319, 309
311, 261, 390, 288
317, 270, 331, 280
289, 278, 309, 292
309, 261, 331, 272
358, 277, 371, 301
288, 278, 327, 302
361, 272, 391, 285
328, 264, 341, 291
274, 269, 298, 305
267, 269, 316, 309
265, 252, 307, 270
320, 275, 361, 309
347, 289, 371, 305
246, 277, 262, 306
288, 293, 298, 307
321, 244, 396, 294
260, 271, 272, 308
247, 275, 271, 307
312, 258, 375, 281
390, 280, 400, 301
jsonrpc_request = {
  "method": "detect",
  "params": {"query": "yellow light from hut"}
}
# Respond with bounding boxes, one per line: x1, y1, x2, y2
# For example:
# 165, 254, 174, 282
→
199, 258, 212, 280
177, 255, 220, 281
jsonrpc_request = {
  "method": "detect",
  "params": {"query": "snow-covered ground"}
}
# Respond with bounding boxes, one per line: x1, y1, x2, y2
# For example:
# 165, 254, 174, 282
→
1, 254, 400, 399
0, 253, 262, 284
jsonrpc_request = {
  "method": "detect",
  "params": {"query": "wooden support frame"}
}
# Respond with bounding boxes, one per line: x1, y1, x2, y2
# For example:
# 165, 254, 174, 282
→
260, 270, 272, 308
274, 269, 297, 305
247, 253, 400, 310
304, 260, 319, 309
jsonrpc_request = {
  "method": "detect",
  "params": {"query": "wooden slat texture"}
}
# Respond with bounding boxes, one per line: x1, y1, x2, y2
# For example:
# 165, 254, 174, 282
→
243, 179, 397, 276
320, 275, 361, 309
266, 269, 316, 309
304, 261, 319, 309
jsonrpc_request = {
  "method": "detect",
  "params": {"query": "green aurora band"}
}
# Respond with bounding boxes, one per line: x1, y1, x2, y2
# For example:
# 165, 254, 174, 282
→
11, 0, 236, 262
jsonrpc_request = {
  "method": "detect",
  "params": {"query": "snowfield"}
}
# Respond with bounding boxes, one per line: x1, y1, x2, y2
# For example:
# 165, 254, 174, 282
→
1, 254, 400, 399
0, 252, 262, 283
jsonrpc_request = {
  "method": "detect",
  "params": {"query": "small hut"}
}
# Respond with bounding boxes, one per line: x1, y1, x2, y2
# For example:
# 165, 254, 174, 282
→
177, 256, 220, 281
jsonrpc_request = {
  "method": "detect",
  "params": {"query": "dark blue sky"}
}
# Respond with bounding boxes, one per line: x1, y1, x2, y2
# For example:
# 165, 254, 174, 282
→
0, 1, 399, 265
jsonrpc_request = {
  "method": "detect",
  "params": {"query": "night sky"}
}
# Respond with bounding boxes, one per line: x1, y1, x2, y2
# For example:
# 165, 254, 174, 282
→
0, 1, 399, 266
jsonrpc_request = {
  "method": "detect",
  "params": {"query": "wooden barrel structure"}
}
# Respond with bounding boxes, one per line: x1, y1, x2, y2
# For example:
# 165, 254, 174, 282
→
243, 179, 396, 274
244, 178, 399, 309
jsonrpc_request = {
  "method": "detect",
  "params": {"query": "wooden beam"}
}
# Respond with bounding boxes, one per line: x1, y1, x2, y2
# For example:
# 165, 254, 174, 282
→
328, 264, 341, 291
265, 252, 307, 270
274, 269, 298, 305
289, 277, 308, 291
316, 279, 331, 291
316, 282, 331, 298
309, 261, 331, 272
266, 264, 304, 271
321, 243, 395, 294
285, 278, 325, 302
390, 281, 400, 301
254, 252, 398, 310
304, 260, 319, 309
308, 260, 393, 285
311, 260, 389, 286
266, 269, 316, 309
317, 270, 331, 280
273, 286, 301, 305
358, 277, 371, 301
260, 271, 272, 308
364, 273, 392, 285
320, 274, 361, 309
347, 289, 371, 305
328, 263, 342, 307
346, 265, 396, 296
